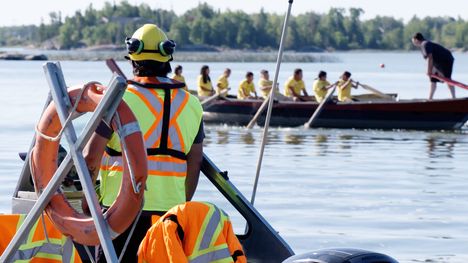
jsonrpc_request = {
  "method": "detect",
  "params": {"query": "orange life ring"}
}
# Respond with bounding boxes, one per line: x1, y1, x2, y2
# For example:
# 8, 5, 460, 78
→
31, 83, 148, 245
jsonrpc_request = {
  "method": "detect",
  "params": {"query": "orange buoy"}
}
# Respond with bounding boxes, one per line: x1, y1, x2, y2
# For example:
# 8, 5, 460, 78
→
31, 83, 148, 245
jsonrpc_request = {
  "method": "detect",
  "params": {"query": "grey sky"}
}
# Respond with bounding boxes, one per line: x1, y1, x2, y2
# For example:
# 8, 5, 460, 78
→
1, 0, 466, 26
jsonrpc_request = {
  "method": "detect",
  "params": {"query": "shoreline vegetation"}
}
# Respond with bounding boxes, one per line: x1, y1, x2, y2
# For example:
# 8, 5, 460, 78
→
1, 1, 468, 55
0, 48, 339, 62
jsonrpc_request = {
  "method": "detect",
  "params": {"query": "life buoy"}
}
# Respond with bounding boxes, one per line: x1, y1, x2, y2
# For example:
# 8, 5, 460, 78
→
31, 82, 148, 245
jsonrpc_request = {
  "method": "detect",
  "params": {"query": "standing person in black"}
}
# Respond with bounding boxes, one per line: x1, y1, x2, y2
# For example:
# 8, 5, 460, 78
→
412, 32, 456, 100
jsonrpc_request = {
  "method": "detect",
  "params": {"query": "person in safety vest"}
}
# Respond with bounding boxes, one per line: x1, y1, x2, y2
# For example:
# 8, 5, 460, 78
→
0, 214, 82, 262
84, 24, 204, 262
138, 201, 247, 263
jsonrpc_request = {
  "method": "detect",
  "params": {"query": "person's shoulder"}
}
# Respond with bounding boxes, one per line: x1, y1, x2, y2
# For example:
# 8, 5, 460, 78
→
186, 93, 203, 111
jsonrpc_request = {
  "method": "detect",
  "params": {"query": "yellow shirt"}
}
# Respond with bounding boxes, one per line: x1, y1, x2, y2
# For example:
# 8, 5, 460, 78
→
197, 75, 213, 97
313, 79, 331, 102
172, 74, 188, 91
237, 80, 255, 99
216, 75, 229, 94
258, 78, 274, 98
337, 79, 352, 102
284, 77, 305, 97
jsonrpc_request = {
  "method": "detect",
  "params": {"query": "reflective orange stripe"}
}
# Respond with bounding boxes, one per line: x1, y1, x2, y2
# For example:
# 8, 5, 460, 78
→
148, 170, 186, 177
170, 90, 189, 153
148, 155, 186, 164
100, 165, 124, 172
127, 88, 161, 141
32, 216, 62, 242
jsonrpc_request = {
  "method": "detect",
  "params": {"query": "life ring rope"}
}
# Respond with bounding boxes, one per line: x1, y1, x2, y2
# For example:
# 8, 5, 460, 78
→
34, 81, 102, 142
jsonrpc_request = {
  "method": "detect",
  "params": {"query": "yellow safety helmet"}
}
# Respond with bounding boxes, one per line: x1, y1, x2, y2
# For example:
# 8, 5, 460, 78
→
125, 24, 176, 62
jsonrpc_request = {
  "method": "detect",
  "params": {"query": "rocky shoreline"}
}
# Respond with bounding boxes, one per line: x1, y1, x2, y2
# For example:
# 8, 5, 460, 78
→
0, 52, 48, 60
0, 49, 337, 63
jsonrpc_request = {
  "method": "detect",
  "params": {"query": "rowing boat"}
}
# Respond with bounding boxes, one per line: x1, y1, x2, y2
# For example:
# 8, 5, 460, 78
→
203, 95, 468, 130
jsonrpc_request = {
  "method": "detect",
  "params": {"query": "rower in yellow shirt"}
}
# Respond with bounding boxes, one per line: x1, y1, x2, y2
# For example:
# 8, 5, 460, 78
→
284, 68, 311, 101
337, 71, 358, 102
216, 68, 231, 97
313, 71, 337, 102
172, 65, 188, 91
258, 69, 290, 101
197, 65, 215, 97
237, 72, 258, 100
259, 69, 274, 99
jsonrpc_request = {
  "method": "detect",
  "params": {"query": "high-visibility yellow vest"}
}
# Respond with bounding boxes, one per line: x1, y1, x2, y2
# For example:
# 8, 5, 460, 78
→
99, 76, 203, 212
138, 202, 246, 263
0, 214, 82, 263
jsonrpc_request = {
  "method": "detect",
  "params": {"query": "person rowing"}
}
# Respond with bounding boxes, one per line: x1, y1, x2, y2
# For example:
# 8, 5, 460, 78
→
412, 32, 456, 100
313, 70, 337, 103
258, 69, 290, 101
237, 71, 258, 100
337, 71, 358, 102
197, 65, 215, 97
284, 68, 312, 101
216, 68, 231, 97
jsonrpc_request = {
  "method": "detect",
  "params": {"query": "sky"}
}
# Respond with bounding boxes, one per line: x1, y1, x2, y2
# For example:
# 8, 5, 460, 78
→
1, 0, 467, 26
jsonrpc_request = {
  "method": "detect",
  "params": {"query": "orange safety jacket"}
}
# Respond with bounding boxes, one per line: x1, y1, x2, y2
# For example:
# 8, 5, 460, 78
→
0, 214, 82, 262
138, 202, 246, 263
100, 76, 203, 212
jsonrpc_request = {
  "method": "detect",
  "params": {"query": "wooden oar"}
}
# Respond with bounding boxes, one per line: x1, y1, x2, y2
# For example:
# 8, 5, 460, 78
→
246, 97, 270, 129
304, 87, 336, 128
105, 59, 127, 79
357, 82, 394, 100
430, 74, 468, 90
201, 89, 229, 106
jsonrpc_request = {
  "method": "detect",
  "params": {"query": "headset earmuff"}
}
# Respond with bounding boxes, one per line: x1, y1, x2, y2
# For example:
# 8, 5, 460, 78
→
126, 37, 144, 54
159, 40, 176, 56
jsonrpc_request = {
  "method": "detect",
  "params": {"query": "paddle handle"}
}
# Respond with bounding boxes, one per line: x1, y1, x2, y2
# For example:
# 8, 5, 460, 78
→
246, 98, 270, 129
304, 87, 336, 128
201, 89, 229, 106
430, 74, 468, 90
357, 83, 394, 100
105, 59, 127, 79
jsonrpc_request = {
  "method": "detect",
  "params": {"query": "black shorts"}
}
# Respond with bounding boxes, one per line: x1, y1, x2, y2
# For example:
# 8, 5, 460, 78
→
431, 59, 454, 83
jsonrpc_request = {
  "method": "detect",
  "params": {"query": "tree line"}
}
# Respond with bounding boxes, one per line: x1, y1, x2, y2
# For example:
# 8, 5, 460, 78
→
1, 1, 468, 51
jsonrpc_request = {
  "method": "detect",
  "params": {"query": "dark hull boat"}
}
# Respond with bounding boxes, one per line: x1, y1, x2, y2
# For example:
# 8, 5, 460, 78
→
203, 97, 468, 130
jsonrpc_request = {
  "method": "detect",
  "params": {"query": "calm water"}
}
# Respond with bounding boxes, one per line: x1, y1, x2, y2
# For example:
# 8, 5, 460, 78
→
1, 52, 468, 262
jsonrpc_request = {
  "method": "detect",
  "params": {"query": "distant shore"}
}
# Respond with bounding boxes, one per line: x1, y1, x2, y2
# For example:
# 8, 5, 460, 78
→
0, 47, 339, 63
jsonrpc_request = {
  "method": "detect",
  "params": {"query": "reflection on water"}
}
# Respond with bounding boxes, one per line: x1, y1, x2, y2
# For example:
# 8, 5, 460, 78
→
1, 123, 468, 262
216, 130, 229, 145
240, 132, 255, 145
196, 125, 468, 263
426, 136, 456, 159
284, 133, 305, 145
